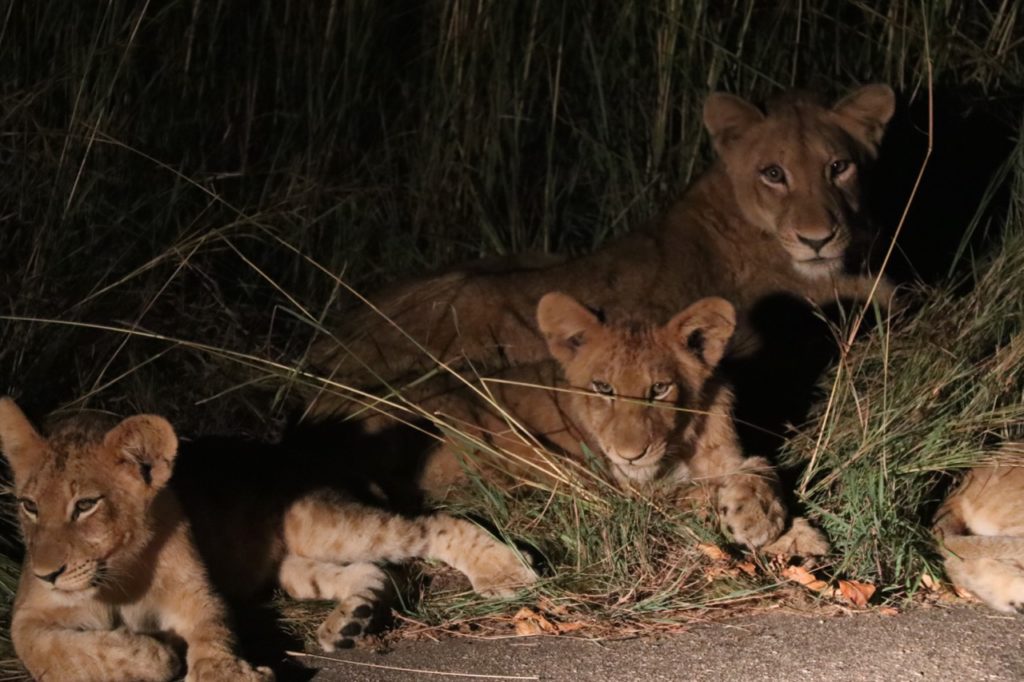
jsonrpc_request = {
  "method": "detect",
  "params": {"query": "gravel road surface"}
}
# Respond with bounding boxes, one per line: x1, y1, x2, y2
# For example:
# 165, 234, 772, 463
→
289, 606, 1022, 682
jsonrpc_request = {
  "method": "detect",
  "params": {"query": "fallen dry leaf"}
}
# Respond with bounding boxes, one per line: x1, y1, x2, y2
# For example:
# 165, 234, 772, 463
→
920, 572, 940, 592
878, 606, 900, 616
513, 606, 586, 636
953, 585, 979, 602
513, 607, 557, 636
781, 564, 828, 592
514, 619, 543, 636
837, 579, 876, 607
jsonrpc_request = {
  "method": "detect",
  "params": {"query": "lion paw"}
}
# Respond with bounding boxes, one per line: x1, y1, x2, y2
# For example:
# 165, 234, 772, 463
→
317, 596, 388, 652
949, 557, 1024, 614
717, 470, 786, 549
971, 576, 1024, 614
143, 636, 183, 681
466, 545, 539, 598
761, 516, 830, 557
186, 656, 274, 682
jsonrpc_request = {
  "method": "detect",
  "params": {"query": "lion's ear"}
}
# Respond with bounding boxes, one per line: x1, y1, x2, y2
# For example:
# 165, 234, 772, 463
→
667, 297, 736, 369
103, 415, 178, 490
703, 92, 765, 154
0, 397, 47, 484
832, 84, 895, 152
536, 292, 604, 365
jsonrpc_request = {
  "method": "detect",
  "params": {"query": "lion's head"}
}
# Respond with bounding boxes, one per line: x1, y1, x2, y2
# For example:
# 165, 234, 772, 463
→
537, 293, 735, 483
703, 84, 895, 278
0, 398, 178, 597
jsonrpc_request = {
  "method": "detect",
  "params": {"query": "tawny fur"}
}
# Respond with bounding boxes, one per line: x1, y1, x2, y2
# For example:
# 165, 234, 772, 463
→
418, 294, 827, 555
309, 84, 896, 411
0, 400, 273, 682
933, 455, 1024, 613
0, 398, 537, 681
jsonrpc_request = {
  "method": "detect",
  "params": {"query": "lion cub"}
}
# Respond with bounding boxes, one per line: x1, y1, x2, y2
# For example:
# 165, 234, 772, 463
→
0, 399, 536, 682
421, 293, 825, 554
933, 456, 1024, 613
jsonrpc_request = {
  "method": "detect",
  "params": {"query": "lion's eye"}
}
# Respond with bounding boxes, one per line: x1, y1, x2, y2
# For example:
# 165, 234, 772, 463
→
72, 497, 100, 519
760, 164, 786, 185
829, 159, 851, 178
649, 382, 673, 400
591, 380, 614, 396
18, 498, 38, 518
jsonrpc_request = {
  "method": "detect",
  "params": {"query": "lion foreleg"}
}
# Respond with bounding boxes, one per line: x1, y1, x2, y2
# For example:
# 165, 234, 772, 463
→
12, 621, 181, 682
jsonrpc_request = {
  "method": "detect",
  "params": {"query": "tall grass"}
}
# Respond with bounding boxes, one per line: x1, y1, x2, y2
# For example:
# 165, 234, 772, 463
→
3, 1, 1019, 413
0, 0, 1022, 654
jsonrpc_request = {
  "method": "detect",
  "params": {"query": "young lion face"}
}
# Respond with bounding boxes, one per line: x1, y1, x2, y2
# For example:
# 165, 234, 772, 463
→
0, 400, 177, 596
703, 84, 895, 278
537, 293, 735, 483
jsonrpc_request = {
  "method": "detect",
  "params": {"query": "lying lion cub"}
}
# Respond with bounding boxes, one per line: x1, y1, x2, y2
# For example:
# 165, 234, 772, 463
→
420, 293, 826, 554
0, 398, 536, 682
310, 84, 896, 407
933, 456, 1024, 612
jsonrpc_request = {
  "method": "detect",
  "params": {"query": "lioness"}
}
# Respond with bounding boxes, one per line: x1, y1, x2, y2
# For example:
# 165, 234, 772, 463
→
933, 456, 1024, 613
419, 293, 826, 554
310, 84, 895, 411
0, 398, 536, 681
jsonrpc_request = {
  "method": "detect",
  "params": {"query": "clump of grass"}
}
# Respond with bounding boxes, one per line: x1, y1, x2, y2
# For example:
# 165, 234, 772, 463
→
782, 135, 1024, 597
424, 494, 760, 628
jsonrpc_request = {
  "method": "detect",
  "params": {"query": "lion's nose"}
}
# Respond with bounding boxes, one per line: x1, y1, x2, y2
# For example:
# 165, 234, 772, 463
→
797, 229, 836, 253
35, 564, 66, 584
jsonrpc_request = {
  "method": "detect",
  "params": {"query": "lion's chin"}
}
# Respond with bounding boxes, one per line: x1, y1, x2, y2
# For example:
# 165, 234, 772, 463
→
792, 256, 842, 278
609, 458, 662, 484
49, 580, 99, 598
53, 579, 99, 594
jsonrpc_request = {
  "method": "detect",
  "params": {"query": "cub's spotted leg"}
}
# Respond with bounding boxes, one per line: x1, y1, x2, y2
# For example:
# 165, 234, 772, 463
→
282, 493, 538, 599
278, 556, 390, 651
159, 546, 275, 682
12, 625, 181, 682
416, 513, 540, 596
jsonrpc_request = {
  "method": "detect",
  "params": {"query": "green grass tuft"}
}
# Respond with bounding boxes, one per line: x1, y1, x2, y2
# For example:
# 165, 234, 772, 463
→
783, 134, 1024, 596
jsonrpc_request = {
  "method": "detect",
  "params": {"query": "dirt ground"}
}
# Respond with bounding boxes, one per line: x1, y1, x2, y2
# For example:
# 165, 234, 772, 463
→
288, 605, 1023, 681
